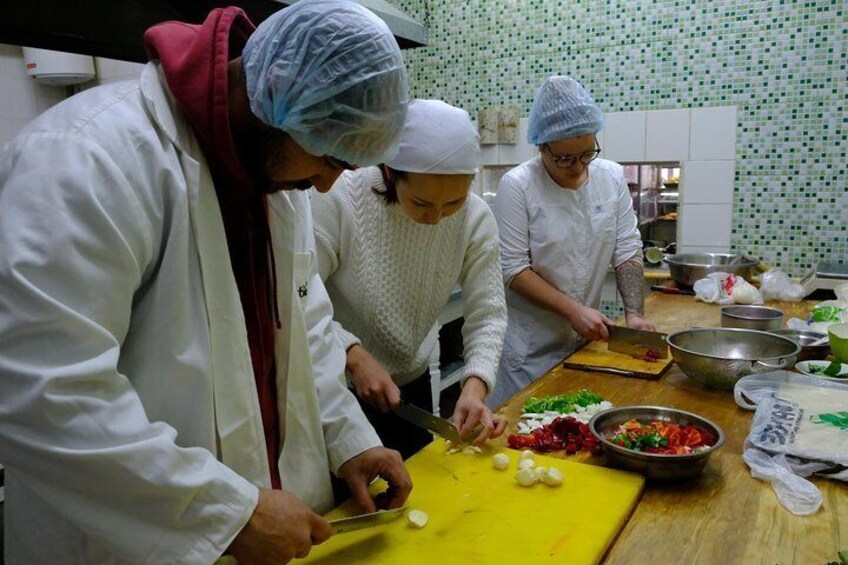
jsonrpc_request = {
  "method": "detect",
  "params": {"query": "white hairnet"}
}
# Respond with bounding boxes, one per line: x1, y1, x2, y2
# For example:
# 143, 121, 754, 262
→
385, 99, 480, 174
242, 0, 409, 166
527, 75, 604, 145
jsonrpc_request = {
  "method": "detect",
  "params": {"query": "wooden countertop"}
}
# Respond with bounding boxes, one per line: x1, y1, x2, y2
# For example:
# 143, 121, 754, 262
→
493, 294, 846, 564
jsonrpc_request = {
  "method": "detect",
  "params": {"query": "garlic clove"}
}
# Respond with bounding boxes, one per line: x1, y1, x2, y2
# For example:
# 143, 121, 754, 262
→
407, 509, 429, 528
492, 453, 510, 470
541, 467, 564, 486
515, 467, 538, 487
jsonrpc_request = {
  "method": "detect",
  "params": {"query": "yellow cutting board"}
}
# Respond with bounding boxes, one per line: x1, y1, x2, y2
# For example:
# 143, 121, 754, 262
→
300, 440, 644, 564
562, 340, 674, 379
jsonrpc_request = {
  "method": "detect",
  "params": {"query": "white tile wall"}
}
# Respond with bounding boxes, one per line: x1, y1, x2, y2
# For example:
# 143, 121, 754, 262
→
0, 82, 37, 118
0, 118, 30, 145
680, 160, 736, 205
479, 144, 499, 166
0, 45, 28, 80
645, 108, 690, 162
0, 44, 70, 147
690, 106, 738, 160
679, 203, 733, 248
603, 111, 646, 162
473, 107, 738, 245
497, 117, 534, 165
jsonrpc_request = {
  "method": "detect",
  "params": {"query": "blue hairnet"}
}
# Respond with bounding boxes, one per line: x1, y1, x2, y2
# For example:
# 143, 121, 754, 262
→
527, 76, 604, 145
243, 0, 409, 166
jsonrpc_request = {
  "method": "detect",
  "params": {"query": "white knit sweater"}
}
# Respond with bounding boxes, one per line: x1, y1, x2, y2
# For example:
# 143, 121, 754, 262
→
311, 167, 507, 391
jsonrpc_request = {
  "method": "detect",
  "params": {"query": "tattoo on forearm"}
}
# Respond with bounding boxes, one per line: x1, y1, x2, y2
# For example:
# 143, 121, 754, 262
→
615, 258, 645, 316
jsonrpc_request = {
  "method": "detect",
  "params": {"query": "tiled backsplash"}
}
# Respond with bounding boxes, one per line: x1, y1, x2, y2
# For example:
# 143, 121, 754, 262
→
398, 0, 846, 277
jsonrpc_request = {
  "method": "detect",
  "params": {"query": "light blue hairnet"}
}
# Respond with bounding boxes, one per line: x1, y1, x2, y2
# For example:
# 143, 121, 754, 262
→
527, 76, 604, 145
242, 0, 409, 166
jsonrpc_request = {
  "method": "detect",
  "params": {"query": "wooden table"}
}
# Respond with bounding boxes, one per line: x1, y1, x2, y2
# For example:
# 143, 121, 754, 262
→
493, 294, 847, 564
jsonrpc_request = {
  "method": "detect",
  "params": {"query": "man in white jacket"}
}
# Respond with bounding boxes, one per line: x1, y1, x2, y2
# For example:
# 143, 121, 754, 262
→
0, 2, 411, 564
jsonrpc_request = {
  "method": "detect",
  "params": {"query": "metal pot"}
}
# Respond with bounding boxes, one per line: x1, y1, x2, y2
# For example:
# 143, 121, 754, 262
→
666, 328, 800, 390
768, 329, 831, 361
664, 253, 759, 287
721, 305, 784, 331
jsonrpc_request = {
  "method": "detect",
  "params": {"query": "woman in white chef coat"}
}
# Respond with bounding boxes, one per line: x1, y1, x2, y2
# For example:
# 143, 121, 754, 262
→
0, 2, 412, 564
312, 99, 509, 459
487, 76, 655, 409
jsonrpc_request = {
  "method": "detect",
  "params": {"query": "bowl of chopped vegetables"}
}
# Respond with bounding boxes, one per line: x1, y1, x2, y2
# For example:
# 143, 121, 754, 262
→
794, 360, 848, 381
588, 406, 725, 480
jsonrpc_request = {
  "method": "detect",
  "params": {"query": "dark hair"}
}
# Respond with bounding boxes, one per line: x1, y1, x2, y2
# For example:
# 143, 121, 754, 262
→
373, 165, 406, 204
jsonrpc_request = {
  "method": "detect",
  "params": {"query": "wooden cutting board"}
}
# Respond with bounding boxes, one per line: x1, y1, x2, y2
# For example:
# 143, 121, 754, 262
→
301, 440, 644, 564
562, 341, 674, 379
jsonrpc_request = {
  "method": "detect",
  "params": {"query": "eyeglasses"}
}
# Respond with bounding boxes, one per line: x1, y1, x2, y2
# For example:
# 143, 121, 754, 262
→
542, 139, 601, 169
323, 155, 357, 171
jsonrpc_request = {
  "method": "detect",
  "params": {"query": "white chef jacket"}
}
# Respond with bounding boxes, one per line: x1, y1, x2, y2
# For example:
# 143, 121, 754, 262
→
0, 62, 379, 564
487, 156, 641, 408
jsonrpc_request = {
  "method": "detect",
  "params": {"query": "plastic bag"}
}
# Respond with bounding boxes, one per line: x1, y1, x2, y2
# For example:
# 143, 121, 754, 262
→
786, 300, 848, 333
760, 269, 806, 302
741, 449, 824, 515
693, 272, 763, 305
734, 371, 848, 515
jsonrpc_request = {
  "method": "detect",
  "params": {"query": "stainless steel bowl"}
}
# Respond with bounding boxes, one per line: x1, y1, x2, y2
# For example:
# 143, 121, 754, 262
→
664, 253, 759, 287
666, 328, 800, 390
768, 329, 831, 361
588, 406, 725, 481
721, 305, 784, 331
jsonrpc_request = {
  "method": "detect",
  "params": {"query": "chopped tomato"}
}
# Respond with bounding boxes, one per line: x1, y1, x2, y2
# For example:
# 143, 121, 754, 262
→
605, 419, 715, 454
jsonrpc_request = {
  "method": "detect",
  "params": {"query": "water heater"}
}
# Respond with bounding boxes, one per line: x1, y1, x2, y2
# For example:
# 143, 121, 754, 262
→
21, 47, 96, 86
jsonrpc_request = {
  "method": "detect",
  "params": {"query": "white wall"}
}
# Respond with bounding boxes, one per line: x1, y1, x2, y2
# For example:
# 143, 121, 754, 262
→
602, 106, 738, 254
0, 44, 68, 146
0, 47, 146, 150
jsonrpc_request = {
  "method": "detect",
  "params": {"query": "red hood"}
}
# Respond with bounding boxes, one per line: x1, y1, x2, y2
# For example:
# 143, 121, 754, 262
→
144, 7, 255, 187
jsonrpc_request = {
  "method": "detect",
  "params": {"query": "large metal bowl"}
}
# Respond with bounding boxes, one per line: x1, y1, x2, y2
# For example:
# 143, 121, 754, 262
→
768, 329, 831, 361
588, 406, 725, 481
667, 328, 800, 390
664, 253, 759, 287
721, 305, 784, 331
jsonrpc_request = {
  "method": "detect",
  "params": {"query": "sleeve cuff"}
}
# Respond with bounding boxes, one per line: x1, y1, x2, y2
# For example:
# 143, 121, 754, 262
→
503, 265, 531, 287
460, 364, 496, 396
333, 322, 361, 351
326, 422, 382, 474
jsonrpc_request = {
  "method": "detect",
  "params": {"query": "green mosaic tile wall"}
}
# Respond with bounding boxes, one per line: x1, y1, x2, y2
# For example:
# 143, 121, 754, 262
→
397, 0, 846, 277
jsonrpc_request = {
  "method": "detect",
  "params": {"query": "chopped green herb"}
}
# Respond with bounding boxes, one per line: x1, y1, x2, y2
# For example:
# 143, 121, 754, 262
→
612, 433, 632, 449
807, 361, 845, 377
523, 390, 605, 414
811, 305, 844, 324
636, 433, 669, 449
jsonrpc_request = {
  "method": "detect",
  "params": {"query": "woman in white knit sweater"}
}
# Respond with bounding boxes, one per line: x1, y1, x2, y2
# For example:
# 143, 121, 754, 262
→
311, 99, 508, 458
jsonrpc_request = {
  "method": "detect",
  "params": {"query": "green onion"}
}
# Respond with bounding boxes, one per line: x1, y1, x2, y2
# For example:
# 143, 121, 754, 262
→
523, 390, 605, 414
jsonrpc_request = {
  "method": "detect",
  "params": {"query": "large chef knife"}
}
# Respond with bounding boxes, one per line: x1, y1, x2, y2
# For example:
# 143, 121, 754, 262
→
328, 507, 407, 535
608, 326, 669, 359
395, 401, 462, 443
